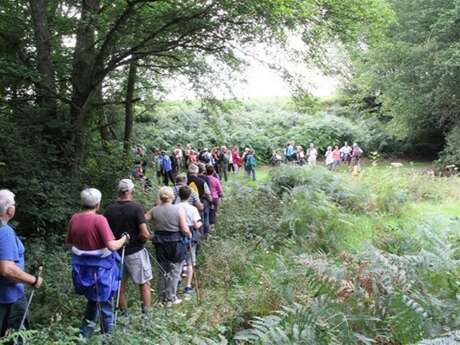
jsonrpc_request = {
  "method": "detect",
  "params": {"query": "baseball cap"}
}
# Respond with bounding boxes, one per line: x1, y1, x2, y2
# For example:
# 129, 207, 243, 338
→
118, 179, 135, 192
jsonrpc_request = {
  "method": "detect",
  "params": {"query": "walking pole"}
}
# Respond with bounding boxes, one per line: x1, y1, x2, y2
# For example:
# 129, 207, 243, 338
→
113, 245, 126, 327
14, 266, 43, 345
190, 244, 201, 304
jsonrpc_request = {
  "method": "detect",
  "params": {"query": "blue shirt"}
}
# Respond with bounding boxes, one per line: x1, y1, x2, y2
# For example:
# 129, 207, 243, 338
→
0, 224, 25, 304
160, 155, 172, 172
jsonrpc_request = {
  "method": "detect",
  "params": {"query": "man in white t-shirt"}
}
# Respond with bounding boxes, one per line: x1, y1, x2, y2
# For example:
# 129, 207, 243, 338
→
177, 186, 202, 299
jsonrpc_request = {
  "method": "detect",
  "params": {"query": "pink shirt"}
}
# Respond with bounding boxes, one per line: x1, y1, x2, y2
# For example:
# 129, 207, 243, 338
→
66, 213, 115, 251
332, 149, 341, 161
207, 175, 223, 199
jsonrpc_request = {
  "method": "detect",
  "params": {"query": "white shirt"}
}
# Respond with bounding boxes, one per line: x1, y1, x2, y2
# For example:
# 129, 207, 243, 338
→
178, 201, 201, 227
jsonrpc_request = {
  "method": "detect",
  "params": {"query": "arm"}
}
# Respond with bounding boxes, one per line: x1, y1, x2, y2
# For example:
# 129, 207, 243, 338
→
193, 220, 203, 229
138, 223, 151, 242
0, 261, 43, 288
144, 209, 153, 221
178, 208, 192, 238
106, 234, 129, 251
194, 199, 204, 211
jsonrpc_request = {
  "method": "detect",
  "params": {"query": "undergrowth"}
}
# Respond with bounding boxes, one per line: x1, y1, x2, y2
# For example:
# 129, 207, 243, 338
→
9, 164, 460, 344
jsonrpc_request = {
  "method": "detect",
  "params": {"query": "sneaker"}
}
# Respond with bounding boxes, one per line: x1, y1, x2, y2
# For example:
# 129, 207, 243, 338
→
184, 287, 193, 300
172, 298, 182, 305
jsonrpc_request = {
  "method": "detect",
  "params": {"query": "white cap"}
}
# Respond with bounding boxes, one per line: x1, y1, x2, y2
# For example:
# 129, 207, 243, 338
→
118, 179, 135, 192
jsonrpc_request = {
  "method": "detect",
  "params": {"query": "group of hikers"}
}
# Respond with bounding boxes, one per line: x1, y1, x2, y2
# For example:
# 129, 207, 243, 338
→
0, 144, 258, 341
133, 144, 258, 184
0, 140, 365, 341
271, 141, 363, 170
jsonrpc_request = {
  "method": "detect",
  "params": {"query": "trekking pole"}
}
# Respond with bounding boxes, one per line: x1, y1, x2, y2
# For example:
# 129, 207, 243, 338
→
189, 244, 201, 304
113, 245, 126, 327
14, 266, 43, 345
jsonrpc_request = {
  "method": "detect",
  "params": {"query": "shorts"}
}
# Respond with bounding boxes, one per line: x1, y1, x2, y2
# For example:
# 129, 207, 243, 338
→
123, 248, 153, 285
186, 243, 197, 266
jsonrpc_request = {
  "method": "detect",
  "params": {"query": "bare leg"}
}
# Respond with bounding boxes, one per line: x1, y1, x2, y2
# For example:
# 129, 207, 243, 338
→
186, 265, 193, 288
119, 280, 128, 311
139, 282, 151, 311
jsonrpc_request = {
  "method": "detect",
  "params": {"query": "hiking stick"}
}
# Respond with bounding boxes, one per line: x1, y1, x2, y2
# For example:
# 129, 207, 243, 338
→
14, 266, 43, 345
190, 244, 201, 304
113, 245, 126, 326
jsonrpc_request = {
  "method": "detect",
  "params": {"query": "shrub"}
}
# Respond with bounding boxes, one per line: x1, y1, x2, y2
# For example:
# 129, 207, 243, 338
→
269, 165, 369, 212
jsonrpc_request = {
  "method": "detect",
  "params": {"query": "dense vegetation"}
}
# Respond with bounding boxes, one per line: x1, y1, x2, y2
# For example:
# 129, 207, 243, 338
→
4, 164, 459, 344
2, 0, 460, 343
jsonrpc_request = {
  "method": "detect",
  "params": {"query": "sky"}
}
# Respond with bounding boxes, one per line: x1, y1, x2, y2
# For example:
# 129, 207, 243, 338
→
165, 40, 341, 100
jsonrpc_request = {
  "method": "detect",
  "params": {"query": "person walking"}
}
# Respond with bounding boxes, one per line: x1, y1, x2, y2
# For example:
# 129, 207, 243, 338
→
160, 151, 175, 186
307, 143, 318, 166
206, 165, 223, 229
351, 143, 363, 168
145, 187, 192, 306
217, 147, 229, 182
0, 190, 44, 338
176, 186, 202, 300
332, 145, 341, 170
244, 149, 257, 181
232, 146, 242, 172
340, 142, 352, 165
325, 146, 334, 170
104, 179, 153, 316
66, 188, 128, 338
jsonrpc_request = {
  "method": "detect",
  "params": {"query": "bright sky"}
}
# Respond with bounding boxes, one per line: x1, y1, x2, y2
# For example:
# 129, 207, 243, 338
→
165, 40, 340, 100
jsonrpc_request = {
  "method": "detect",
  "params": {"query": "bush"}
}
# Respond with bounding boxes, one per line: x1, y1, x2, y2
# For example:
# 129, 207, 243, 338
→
269, 165, 369, 212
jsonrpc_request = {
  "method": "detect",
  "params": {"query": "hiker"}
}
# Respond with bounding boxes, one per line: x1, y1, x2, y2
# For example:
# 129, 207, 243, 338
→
0, 190, 44, 338
160, 151, 175, 186
284, 142, 296, 162
332, 145, 341, 170
206, 165, 223, 229
175, 144, 184, 171
340, 142, 352, 165
187, 164, 212, 235
217, 146, 229, 182
198, 148, 211, 165
177, 186, 202, 300
132, 161, 144, 180
173, 175, 203, 211
244, 149, 257, 181
325, 146, 334, 170
307, 143, 318, 166
104, 179, 152, 316
227, 148, 234, 173
151, 149, 162, 182
146, 187, 192, 306
66, 188, 128, 338
297, 146, 305, 165
351, 143, 363, 167
232, 146, 242, 172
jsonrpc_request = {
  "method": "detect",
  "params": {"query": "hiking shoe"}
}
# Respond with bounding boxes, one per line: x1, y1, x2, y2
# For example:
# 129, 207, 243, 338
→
184, 287, 193, 300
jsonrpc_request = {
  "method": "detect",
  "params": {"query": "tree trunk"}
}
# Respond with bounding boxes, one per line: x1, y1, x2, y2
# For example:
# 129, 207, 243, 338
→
70, 0, 100, 167
29, 0, 57, 118
123, 59, 137, 154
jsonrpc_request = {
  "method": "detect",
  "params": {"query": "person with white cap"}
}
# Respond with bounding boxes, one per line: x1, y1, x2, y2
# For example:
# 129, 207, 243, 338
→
103, 179, 152, 316
0, 189, 44, 338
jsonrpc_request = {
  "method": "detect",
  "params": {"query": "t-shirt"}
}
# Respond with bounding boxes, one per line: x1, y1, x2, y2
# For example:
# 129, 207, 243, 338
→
149, 204, 180, 233
66, 213, 115, 251
178, 202, 201, 227
0, 224, 25, 304
173, 185, 200, 206
104, 201, 146, 255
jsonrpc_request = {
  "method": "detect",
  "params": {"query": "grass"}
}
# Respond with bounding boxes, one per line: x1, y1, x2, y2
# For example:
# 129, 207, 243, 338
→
22, 160, 460, 344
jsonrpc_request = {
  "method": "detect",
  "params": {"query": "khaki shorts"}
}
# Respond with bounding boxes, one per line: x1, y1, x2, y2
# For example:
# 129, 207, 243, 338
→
123, 248, 153, 285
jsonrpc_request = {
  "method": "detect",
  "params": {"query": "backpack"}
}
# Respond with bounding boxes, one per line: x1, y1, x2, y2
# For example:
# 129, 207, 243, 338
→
245, 155, 256, 169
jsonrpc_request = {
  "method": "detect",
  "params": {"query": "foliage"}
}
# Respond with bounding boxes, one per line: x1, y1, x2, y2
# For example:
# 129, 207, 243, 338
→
135, 100, 373, 160
269, 165, 369, 212
345, 0, 460, 161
